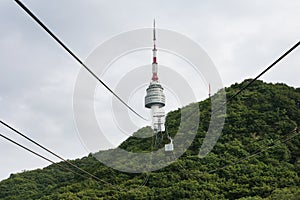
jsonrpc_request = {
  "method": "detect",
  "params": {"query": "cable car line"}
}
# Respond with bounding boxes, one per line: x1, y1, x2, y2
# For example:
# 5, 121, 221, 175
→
213, 40, 300, 115
226, 41, 300, 104
14, 0, 146, 121
0, 120, 120, 189
0, 132, 90, 180
177, 40, 300, 151
170, 42, 300, 134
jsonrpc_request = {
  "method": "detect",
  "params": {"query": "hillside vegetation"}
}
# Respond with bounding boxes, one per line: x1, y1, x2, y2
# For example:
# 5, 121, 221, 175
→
0, 79, 300, 199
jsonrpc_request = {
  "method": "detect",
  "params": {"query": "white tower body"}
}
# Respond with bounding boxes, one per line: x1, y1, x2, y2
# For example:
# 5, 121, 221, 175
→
145, 20, 166, 133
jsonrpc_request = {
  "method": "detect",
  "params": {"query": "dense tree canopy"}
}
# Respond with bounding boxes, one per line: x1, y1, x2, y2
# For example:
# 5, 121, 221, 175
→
0, 80, 299, 199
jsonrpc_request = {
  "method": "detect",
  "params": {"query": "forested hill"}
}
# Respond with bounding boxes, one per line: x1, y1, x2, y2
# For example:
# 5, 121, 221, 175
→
1, 79, 300, 199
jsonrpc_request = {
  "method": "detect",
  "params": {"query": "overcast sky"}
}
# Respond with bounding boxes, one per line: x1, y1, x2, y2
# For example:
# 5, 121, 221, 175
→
0, 0, 299, 181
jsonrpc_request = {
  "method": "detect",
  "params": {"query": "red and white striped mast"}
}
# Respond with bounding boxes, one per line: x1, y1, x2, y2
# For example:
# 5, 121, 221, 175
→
152, 19, 158, 82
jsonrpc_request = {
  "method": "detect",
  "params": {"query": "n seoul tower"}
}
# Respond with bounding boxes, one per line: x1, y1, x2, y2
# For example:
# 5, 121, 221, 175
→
145, 20, 166, 136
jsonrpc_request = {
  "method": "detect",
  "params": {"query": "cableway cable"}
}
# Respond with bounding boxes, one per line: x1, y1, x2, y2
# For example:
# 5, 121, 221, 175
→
0, 132, 91, 180
0, 120, 120, 189
167, 41, 300, 132
14, 0, 146, 121
179, 40, 300, 154
216, 41, 300, 113
227, 41, 300, 103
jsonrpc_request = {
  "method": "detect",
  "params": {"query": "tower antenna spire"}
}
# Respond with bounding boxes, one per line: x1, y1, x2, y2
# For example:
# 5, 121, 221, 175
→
153, 19, 156, 44
152, 19, 158, 81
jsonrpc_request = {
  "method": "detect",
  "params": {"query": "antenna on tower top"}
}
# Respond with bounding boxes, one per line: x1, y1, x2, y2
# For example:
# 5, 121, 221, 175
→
151, 19, 158, 81
153, 19, 156, 41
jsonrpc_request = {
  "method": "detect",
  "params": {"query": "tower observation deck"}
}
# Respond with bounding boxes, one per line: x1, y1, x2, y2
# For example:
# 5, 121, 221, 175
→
145, 20, 166, 133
